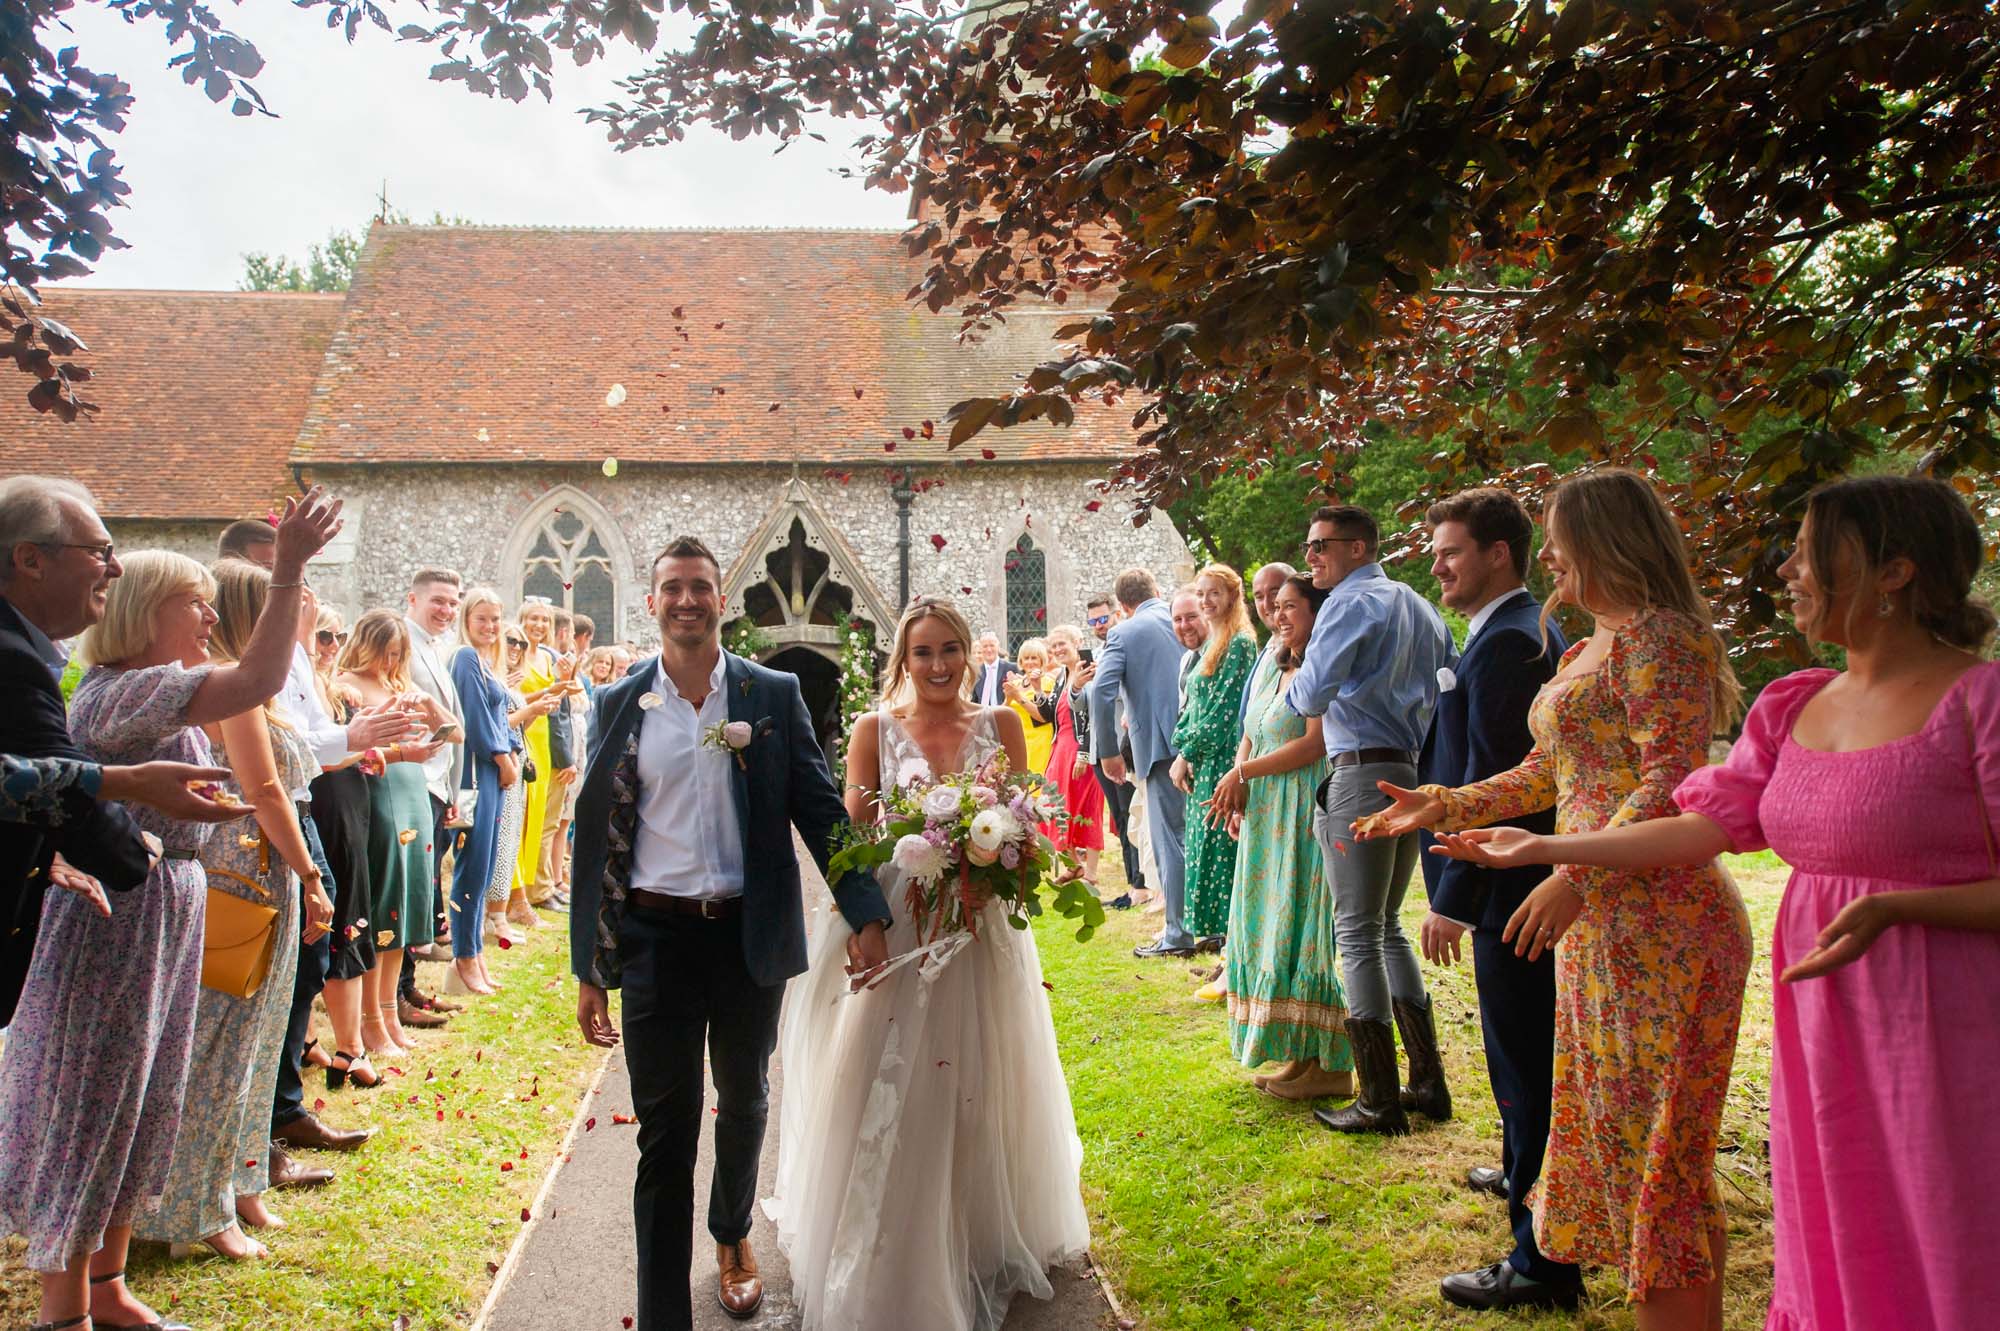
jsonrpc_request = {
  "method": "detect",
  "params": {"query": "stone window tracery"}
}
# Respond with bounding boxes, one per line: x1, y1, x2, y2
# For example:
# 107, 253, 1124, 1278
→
1004, 531, 1047, 653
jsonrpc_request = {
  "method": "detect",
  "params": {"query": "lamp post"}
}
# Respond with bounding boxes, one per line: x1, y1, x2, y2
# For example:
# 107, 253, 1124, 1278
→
891, 467, 915, 608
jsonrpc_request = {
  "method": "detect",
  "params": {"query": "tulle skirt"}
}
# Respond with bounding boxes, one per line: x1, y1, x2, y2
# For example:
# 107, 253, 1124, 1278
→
768, 876, 1090, 1331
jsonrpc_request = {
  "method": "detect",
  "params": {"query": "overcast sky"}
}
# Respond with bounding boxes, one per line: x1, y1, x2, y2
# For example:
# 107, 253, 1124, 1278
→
61, 4, 910, 291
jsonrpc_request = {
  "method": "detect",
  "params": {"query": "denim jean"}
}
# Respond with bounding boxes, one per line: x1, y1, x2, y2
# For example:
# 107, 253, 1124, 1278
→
1314, 761, 1425, 1024
273, 806, 334, 1128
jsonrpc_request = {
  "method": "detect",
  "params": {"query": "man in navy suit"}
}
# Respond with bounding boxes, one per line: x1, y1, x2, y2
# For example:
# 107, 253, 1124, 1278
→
1089, 567, 1196, 956
971, 632, 1019, 706
568, 536, 890, 1330
1418, 488, 1579, 1311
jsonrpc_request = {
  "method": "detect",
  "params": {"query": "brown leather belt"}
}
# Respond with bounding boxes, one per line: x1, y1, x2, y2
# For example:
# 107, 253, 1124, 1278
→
626, 892, 742, 920
1329, 748, 1418, 769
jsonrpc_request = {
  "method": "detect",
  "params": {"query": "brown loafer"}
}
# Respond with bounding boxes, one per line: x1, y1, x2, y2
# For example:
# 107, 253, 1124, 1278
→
268, 1141, 334, 1190
273, 1111, 373, 1153
716, 1239, 763, 1320
398, 996, 450, 1029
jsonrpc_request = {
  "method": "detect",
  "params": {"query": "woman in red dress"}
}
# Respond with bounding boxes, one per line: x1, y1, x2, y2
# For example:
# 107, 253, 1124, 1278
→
1042, 626, 1105, 886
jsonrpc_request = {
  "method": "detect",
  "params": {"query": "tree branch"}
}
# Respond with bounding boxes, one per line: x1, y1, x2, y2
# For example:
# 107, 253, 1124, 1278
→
1769, 180, 2000, 246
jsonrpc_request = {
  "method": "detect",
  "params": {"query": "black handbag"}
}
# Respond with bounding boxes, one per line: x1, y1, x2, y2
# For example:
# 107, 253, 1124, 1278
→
523, 752, 539, 784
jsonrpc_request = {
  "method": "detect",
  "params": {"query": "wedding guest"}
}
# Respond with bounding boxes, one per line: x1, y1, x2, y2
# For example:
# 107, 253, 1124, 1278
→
1207, 573, 1352, 1099
1288, 503, 1454, 1137
1003, 637, 1058, 776
972, 631, 1018, 706
338, 612, 453, 1056
1415, 488, 1577, 1311
448, 589, 523, 997
1090, 568, 1196, 957
0, 754, 238, 827
512, 599, 575, 923
572, 611, 596, 659
586, 646, 619, 690
0, 477, 153, 1027
312, 604, 345, 676
1436, 473, 2000, 1331
550, 607, 587, 906
400, 567, 466, 1023
216, 517, 277, 570
137, 558, 332, 1262
272, 581, 400, 1152
1238, 563, 1292, 725
611, 644, 637, 679
1083, 594, 1146, 906
497, 621, 562, 941
314, 670, 385, 1088
1367, 469, 1750, 1325
1170, 563, 1257, 968
0, 491, 338, 1331
1170, 585, 1206, 704
1043, 626, 1104, 886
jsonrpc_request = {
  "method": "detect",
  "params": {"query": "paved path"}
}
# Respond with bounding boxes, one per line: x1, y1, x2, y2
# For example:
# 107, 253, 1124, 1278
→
485, 841, 1120, 1331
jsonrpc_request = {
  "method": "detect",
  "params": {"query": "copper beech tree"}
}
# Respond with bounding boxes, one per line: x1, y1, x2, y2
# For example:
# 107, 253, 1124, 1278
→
7, 0, 1998, 644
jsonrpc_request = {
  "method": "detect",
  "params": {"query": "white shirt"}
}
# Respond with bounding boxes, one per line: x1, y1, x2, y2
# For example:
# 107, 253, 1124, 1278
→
1463, 587, 1533, 645
631, 655, 745, 900
279, 643, 353, 784
976, 661, 1003, 706
403, 615, 464, 804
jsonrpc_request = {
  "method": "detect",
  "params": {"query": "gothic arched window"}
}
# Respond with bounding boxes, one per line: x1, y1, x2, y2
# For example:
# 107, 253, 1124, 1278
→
510, 495, 623, 636
1004, 531, 1047, 653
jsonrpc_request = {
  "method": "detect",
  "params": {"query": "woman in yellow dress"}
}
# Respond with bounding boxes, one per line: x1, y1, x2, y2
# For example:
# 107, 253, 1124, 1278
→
509, 600, 571, 929
1003, 637, 1059, 777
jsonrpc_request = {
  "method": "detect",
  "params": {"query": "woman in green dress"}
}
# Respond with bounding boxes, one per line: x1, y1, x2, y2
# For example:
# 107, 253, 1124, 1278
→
338, 611, 454, 1058
1206, 573, 1353, 1101
1170, 563, 1259, 948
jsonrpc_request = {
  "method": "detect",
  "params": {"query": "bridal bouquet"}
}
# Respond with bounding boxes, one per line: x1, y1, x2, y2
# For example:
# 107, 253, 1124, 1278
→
828, 752, 1106, 947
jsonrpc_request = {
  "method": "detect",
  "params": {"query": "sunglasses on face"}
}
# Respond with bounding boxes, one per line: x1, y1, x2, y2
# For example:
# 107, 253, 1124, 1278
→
1303, 536, 1362, 556
505, 638, 528, 649
1086, 614, 1110, 627
316, 629, 347, 646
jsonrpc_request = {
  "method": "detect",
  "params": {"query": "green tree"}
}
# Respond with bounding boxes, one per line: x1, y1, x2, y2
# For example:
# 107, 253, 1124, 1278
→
240, 227, 367, 292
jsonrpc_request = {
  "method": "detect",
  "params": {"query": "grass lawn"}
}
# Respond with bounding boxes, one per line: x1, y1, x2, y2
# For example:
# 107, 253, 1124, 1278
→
1034, 850, 1787, 1331
0, 910, 602, 1331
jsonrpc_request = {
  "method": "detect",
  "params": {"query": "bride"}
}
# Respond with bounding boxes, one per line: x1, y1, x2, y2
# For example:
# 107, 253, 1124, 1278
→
769, 597, 1090, 1330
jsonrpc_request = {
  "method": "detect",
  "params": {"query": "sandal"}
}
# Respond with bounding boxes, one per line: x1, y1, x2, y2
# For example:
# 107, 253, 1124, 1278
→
88, 1268, 193, 1330
29, 1316, 88, 1330
326, 1050, 380, 1091
301, 1038, 334, 1071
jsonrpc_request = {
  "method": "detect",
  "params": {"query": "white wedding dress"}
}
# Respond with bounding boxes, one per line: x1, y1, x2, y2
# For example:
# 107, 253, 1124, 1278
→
768, 705, 1090, 1331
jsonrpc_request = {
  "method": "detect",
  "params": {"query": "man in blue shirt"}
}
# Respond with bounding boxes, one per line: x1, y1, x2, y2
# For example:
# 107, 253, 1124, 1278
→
1285, 504, 1453, 1137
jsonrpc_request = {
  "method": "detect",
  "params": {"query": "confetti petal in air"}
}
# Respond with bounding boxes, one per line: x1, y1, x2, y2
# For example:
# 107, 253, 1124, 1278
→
601, 458, 619, 478
604, 383, 627, 408
929, 534, 947, 551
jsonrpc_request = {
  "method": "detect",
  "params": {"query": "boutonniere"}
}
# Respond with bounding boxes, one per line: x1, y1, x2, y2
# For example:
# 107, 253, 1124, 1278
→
738, 677, 753, 698
703, 717, 776, 771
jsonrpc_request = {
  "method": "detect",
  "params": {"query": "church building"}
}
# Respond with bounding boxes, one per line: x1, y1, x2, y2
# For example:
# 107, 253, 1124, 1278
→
0, 223, 1191, 727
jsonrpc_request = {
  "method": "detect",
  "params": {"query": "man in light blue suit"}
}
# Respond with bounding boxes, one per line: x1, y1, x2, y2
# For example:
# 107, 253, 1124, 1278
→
1088, 567, 1196, 957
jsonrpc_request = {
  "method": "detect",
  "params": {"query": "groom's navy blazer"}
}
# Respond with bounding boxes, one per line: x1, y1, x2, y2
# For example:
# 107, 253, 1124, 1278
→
1419, 589, 1566, 931
568, 650, 890, 990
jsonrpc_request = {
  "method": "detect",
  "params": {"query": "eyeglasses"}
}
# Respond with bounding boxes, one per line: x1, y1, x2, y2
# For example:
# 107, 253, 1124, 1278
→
315, 629, 348, 646
42, 541, 115, 564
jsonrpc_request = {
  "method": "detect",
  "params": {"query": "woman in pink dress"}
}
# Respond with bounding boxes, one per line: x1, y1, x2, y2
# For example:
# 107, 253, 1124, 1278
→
1430, 473, 2000, 1331
1041, 626, 1105, 884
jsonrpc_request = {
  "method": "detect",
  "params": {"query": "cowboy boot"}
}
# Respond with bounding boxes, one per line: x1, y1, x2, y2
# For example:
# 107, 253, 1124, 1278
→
1393, 995, 1453, 1121
1312, 1017, 1410, 1136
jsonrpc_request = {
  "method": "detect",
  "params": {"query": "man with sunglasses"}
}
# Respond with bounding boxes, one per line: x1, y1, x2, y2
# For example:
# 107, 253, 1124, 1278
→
1080, 594, 1145, 906
1286, 504, 1454, 1138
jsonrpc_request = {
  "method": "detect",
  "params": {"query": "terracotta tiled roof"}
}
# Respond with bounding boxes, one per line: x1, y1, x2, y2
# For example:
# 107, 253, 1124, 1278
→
291, 224, 1139, 468
0, 290, 341, 520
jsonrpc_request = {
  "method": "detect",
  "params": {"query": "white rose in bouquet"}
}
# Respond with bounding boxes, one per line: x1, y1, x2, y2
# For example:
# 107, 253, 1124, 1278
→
969, 807, 1018, 853
891, 833, 949, 884
921, 786, 962, 821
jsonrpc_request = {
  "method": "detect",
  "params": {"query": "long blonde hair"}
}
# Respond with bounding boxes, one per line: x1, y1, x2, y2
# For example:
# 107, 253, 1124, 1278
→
1195, 562, 1253, 676
208, 558, 291, 725
337, 608, 413, 692
458, 586, 507, 676
76, 550, 215, 667
880, 597, 974, 709
1543, 468, 1743, 728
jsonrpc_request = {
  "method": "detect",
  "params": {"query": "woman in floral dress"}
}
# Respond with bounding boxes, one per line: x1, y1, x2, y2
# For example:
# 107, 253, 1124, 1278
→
136, 558, 332, 1260
0, 490, 336, 1331
1208, 573, 1351, 1100
1171, 563, 1258, 944
1366, 469, 1751, 1328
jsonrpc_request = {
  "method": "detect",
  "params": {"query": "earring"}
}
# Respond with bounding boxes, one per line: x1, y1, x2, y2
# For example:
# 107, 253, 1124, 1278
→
1877, 595, 1895, 619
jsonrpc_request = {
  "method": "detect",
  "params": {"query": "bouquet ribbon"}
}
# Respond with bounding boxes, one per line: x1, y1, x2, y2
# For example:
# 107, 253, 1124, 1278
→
847, 929, 976, 993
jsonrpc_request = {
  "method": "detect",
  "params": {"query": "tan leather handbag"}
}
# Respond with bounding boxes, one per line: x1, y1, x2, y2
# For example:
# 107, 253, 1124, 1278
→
201, 864, 280, 1000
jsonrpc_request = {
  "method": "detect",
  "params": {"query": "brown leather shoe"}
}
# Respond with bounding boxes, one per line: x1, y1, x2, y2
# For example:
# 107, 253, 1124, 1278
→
398, 996, 449, 1029
268, 1141, 334, 1189
716, 1239, 763, 1320
273, 1112, 374, 1153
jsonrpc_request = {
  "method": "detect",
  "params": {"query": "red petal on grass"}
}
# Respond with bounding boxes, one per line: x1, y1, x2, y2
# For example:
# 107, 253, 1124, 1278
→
476, 1049, 483, 1062
585, 1117, 597, 1131
313, 1098, 326, 1112
388, 1066, 406, 1077
520, 1207, 532, 1222
436, 1110, 445, 1121
1042, 980, 1055, 990
500, 1161, 514, 1172
519, 1148, 529, 1159
496, 935, 512, 949
487, 1261, 501, 1276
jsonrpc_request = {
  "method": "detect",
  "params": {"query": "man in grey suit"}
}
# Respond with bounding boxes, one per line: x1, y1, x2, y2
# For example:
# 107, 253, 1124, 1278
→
1089, 568, 1196, 958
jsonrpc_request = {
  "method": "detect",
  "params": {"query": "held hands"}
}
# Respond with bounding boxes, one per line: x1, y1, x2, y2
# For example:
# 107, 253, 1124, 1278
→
1352, 781, 1445, 840
1501, 873, 1587, 962
1780, 895, 1891, 983
1428, 827, 1548, 869
844, 920, 891, 993
1205, 766, 1246, 826
1420, 912, 1468, 966
272, 484, 344, 572
577, 981, 620, 1048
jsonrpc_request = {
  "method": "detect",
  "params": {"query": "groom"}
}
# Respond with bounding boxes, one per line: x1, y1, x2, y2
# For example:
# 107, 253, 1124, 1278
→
569, 536, 891, 1330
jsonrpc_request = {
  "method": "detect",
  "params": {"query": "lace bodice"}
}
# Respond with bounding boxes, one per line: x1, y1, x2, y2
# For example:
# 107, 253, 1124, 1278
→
877, 705, 1002, 795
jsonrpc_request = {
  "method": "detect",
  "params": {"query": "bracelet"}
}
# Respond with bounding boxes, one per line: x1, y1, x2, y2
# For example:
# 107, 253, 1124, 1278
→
268, 579, 303, 589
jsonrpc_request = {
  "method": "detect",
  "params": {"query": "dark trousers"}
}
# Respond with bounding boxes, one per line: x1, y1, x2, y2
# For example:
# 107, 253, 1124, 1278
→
1093, 763, 1144, 889
620, 908, 784, 1331
1471, 926, 1579, 1285
273, 808, 334, 1129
